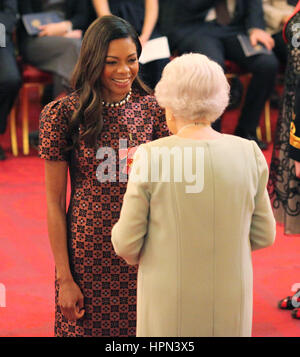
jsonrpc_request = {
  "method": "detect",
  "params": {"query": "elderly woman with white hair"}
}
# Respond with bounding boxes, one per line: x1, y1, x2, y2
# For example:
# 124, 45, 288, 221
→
111, 53, 276, 337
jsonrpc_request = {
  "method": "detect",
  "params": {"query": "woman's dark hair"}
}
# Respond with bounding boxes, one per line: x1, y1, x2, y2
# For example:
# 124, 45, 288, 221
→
68, 15, 151, 150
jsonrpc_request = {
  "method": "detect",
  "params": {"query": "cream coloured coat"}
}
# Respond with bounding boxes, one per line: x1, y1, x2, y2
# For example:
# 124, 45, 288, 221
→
111, 134, 276, 337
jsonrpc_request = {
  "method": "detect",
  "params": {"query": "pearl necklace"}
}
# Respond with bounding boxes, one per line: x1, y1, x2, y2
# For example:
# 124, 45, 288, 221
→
102, 89, 132, 108
176, 122, 209, 135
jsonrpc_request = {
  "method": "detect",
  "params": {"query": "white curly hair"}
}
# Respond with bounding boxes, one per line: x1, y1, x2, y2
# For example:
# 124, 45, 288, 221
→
155, 53, 230, 122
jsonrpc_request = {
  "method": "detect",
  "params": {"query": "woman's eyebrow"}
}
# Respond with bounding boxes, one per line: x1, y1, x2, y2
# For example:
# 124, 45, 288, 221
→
106, 53, 137, 59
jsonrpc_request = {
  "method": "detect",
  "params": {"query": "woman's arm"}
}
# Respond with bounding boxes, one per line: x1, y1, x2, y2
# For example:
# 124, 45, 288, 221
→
295, 161, 300, 177
38, 21, 73, 37
45, 160, 70, 281
92, 0, 158, 45
45, 160, 84, 321
92, 0, 111, 17
139, 0, 159, 46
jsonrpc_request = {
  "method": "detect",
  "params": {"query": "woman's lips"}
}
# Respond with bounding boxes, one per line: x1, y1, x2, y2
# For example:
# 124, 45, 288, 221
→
112, 78, 131, 87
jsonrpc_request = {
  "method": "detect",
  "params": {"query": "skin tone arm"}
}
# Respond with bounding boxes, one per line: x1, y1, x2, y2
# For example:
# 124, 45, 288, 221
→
92, 0, 111, 16
139, 0, 159, 46
38, 21, 82, 38
92, 0, 159, 46
295, 161, 300, 178
45, 160, 85, 321
38, 21, 73, 37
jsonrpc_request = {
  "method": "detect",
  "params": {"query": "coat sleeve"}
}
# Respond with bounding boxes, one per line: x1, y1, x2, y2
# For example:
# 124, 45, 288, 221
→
250, 141, 276, 251
16, 0, 30, 14
0, 0, 18, 34
245, 0, 265, 31
111, 145, 151, 265
289, 76, 300, 162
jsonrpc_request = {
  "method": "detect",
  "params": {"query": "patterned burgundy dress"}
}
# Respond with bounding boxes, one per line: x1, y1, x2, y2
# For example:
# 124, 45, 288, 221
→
39, 89, 169, 337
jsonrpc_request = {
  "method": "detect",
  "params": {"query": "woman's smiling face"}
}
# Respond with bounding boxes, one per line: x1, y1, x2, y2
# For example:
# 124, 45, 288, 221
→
101, 37, 139, 103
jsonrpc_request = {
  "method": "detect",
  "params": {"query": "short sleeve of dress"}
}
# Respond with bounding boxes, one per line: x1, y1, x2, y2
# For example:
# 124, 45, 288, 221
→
39, 99, 70, 162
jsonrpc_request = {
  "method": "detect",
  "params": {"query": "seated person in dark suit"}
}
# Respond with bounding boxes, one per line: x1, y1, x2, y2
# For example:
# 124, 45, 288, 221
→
0, 0, 22, 160
159, 0, 279, 150
90, 0, 169, 89
263, 0, 295, 65
262, 0, 295, 109
18, 0, 88, 149
18, 0, 88, 98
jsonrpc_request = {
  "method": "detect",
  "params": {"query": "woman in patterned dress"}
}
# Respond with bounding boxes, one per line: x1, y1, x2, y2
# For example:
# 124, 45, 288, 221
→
274, 0, 300, 320
39, 15, 168, 337
268, 0, 300, 235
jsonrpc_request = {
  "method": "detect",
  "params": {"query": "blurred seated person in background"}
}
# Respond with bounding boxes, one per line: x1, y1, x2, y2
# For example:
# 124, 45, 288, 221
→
159, 0, 279, 150
263, 0, 295, 108
17, 0, 88, 149
263, 0, 295, 64
112, 53, 276, 337
90, 0, 169, 89
18, 0, 88, 100
0, 0, 21, 160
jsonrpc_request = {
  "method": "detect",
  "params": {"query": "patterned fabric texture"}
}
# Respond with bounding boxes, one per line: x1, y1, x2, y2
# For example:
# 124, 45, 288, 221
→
268, 11, 300, 234
39, 90, 168, 336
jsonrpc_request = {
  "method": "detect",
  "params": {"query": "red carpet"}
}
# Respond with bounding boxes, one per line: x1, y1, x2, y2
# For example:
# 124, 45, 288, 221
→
0, 87, 299, 337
